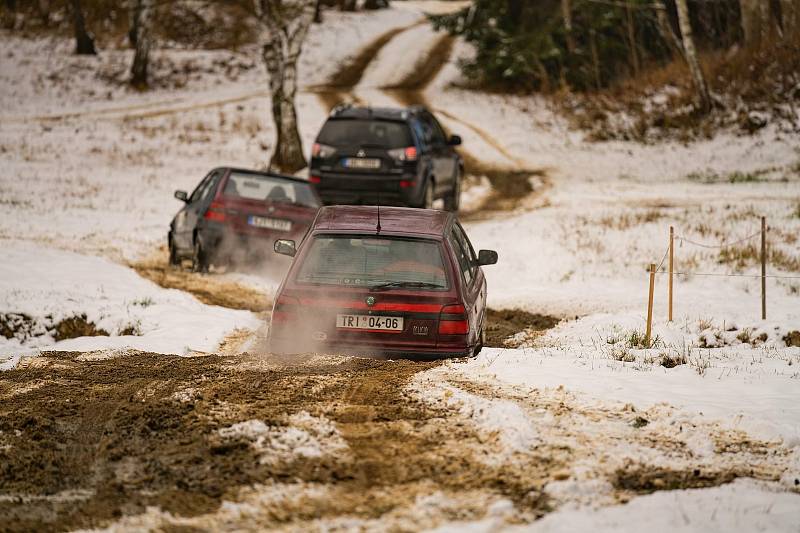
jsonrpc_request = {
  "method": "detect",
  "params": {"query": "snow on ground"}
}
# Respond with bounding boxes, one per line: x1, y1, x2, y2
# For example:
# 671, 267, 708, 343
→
2, 3, 800, 529
217, 411, 349, 466
433, 479, 800, 533
0, 240, 260, 363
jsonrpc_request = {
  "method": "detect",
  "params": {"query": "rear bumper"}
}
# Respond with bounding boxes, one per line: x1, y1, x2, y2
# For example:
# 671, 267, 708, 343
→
269, 338, 471, 360
312, 171, 422, 206
200, 224, 301, 260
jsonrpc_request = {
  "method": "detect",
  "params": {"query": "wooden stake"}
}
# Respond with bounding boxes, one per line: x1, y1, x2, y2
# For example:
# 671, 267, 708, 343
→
761, 216, 766, 320
669, 226, 674, 322
646, 263, 656, 347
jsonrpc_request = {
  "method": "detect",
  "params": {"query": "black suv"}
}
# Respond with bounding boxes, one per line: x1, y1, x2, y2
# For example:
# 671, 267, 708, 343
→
309, 105, 463, 210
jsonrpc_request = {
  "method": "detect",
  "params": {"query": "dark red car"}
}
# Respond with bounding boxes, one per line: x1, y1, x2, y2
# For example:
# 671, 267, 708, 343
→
268, 206, 498, 358
169, 167, 321, 271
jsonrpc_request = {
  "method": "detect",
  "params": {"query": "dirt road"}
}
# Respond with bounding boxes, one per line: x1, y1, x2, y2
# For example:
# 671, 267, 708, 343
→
0, 352, 559, 531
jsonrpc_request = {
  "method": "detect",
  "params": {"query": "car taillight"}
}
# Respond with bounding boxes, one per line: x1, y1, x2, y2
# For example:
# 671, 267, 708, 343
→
309, 175, 321, 184
204, 202, 226, 222
312, 143, 335, 158
272, 294, 300, 323
438, 303, 469, 335
399, 180, 414, 188
388, 146, 417, 162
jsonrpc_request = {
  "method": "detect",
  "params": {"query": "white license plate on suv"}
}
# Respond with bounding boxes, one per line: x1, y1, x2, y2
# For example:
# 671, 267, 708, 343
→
248, 216, 291, 231
336, 314, 403, 332
343, 158, 381, 169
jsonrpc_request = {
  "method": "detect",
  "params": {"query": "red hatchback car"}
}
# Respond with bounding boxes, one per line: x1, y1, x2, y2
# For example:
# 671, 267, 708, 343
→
268, 206, 498, 358
169, 167, 321, 271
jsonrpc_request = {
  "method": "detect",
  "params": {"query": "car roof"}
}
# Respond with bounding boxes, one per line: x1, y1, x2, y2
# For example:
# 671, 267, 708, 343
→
312, 206, 451, 238
218, 167, 311, 185
328, 105, 426, 122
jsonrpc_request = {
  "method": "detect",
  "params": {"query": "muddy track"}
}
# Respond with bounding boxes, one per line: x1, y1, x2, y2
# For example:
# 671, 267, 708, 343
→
0, 352, 560, 531
310, 22, 422, 112
130, 249, 272, 312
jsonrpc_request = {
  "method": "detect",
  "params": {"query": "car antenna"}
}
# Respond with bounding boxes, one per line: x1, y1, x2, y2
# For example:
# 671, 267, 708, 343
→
376, 191, 381, 234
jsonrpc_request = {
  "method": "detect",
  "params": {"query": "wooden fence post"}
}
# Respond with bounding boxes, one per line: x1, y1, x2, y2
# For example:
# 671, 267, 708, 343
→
646, 263, 656, 347
761, 216, 766, 320
669, 226, 674, 322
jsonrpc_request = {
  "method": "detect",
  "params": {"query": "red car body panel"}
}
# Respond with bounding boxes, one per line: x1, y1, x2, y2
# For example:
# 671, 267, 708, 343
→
269, 206, 490, 359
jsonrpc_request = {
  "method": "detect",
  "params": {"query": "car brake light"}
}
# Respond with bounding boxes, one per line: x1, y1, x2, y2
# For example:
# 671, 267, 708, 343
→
399, 180, 414, 188
438, 303, 469, 335
204, 201, 226, 222
272, 294, 300, 323
312, 143, 335, 158
309, 175, 321, 184
388, 146, 418, 162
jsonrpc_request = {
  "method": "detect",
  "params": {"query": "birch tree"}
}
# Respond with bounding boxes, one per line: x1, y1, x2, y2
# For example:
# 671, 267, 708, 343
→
675, 0, 711, 111
130, 0, 154, 89
254, 0, 315, 173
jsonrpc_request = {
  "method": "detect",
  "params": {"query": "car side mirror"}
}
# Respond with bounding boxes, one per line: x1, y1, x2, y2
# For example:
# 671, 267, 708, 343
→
476, 249, 498, 266
448, 134, 462, 146
174, 190, 188, 203
274, 239, 296, 257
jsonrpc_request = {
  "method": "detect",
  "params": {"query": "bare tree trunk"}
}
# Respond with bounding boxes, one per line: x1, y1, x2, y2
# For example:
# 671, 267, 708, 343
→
626, 2, 639, 75
741, 0, 778, 48
779, 0, 798, 39
655, 0, 685, 59
676, 0, 711, 111
339, 0, 356, 11
71, 0, 96, 55
254, 0, 315, 173
130, 0, 153, 89
313, 0, 322, 23
3, 0, 16, 30
589, 28, 601, 90
562, 0, 575, 53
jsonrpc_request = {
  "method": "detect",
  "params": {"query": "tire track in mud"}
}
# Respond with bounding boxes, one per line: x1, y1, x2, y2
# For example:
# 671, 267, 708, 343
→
130, 248, 272, 313
372, 32, 552, 220
430, 369, 796, 508
0, 352, 561, 531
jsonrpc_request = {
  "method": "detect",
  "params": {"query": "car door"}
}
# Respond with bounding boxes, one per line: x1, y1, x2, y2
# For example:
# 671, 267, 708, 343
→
423, 113, 455, 194
176, 170, 221, 250
451, 222, 485, 340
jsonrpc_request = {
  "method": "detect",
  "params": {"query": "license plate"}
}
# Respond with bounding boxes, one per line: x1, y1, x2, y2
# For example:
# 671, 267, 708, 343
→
343, 158, 381, 169
248, 216, 291, 231
336, 314, 403, 332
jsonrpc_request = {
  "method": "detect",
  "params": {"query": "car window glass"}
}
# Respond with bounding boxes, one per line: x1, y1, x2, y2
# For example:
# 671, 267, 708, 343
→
317, 119, 412, 148
449, 229, 473, 286
223, 171, 320, 208
427, 114, 447, 145
454, 222, 477, 265
411, 120, 428, 149
189, 172, 213, 203
296, 235, 449, 289
201, 173, 220, 201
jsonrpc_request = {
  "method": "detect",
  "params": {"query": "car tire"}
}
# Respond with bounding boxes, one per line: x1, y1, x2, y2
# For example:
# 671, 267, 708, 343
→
443, 174, 461, 212
168, 237, 181, 268
420, 179, 434, 209
191, 236, 209, 273
473, 327, 485, 356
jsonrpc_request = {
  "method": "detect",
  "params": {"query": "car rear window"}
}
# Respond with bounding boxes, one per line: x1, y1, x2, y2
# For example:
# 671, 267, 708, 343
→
296, 235, 448, 289
317, 119, 413, 148
222, 172, 319, 208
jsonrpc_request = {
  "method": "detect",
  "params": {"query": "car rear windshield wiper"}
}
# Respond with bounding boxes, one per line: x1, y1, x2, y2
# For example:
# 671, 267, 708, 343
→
370, 281, 445, 291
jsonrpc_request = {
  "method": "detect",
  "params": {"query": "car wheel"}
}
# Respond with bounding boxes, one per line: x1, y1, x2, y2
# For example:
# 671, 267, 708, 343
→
168, 237, 181, 269
421, 180, 434, 209
443, 174, 461, 212
473, 327, 486, 356
191, 237, 209, 273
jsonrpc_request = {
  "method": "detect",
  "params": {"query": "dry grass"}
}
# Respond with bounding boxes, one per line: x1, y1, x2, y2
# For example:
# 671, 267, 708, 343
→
718, 244, 800, 272
558, 38, 800, 142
